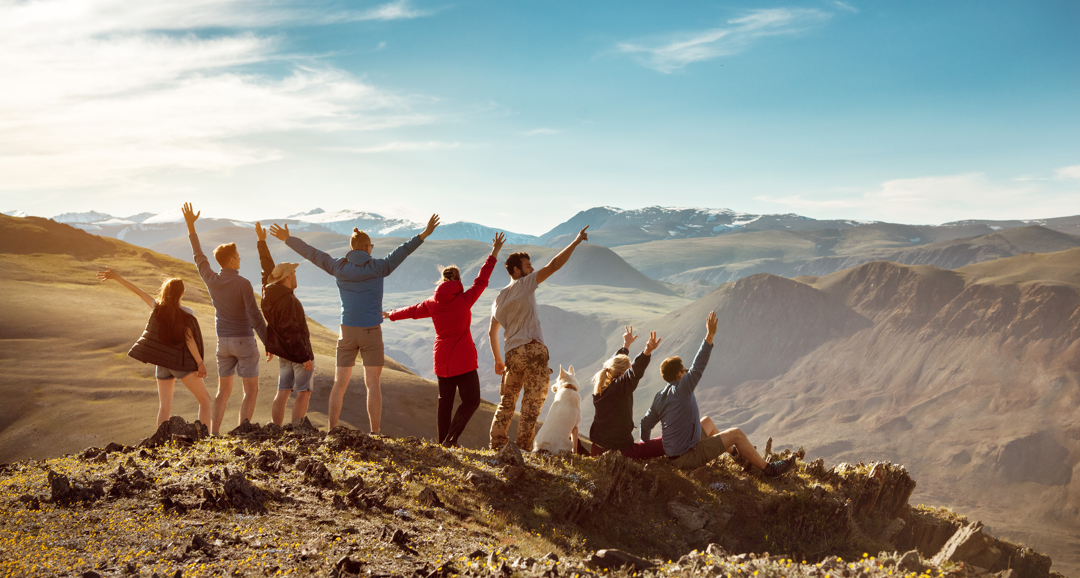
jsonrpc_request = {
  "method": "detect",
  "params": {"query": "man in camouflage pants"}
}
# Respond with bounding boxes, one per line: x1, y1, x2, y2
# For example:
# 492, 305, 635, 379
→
488, 226, 590, 450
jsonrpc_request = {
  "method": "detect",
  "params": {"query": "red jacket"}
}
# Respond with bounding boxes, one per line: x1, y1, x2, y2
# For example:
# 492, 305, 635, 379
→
388, 255, 496, 378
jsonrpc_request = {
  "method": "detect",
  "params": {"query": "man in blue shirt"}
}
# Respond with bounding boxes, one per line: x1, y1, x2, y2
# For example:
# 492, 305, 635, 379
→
640, 311, 796, 476
270, 214, 439, 433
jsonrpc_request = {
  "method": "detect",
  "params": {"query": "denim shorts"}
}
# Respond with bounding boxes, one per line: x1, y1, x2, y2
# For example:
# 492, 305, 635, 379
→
155, 365, 192, 380
278, 358, 314, 392
216, 336, 260, 378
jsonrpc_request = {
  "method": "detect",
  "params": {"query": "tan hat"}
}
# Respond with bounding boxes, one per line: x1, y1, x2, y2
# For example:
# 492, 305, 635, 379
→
268, 262, 299, 284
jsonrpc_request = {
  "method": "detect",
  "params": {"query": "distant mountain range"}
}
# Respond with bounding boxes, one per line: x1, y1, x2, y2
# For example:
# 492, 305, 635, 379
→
15, 205, 1080, 251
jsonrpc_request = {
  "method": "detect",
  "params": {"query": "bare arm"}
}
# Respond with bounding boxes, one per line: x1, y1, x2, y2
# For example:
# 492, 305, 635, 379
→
489, 317, 504, 376
536, 226, 588, 284
185, 327, 207, 378
96, 267, 155, 309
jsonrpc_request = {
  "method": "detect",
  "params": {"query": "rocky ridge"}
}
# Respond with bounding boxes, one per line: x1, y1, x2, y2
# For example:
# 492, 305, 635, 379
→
0, 418, 1062, 578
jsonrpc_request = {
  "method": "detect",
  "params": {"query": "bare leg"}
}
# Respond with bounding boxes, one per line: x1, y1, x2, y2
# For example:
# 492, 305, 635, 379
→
570, 425, 579, 451
328, 366, 353, 430
701, 416, 720, 437
292, 391, 311, 424
718, 427, 768, 470
179, 373, 212, 426
272, 389, 291, 426
239, 375, 260, 425
156, 379, 175, 426
364, 365, 383, 434
212, 375, 234, 435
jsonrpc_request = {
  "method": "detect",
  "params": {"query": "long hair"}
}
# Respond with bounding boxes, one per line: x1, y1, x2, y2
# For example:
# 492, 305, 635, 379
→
439, 265, 461, 284
592, 354, 631, 396
153, 278, 187, 347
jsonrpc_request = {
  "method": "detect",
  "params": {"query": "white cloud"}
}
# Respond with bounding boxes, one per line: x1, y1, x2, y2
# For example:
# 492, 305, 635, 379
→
755, 169, 1080, 224
831, 1, 859, 13
1055, 165, 1080, 180
0, 0, 436, 192
522, 128, 561, 136
616, 8, 831, 73
324, 141, 463, 153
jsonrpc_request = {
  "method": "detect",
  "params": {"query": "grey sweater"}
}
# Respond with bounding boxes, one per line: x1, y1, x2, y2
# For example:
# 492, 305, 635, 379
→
189, 234, 268, 343
640, 340, 712, 457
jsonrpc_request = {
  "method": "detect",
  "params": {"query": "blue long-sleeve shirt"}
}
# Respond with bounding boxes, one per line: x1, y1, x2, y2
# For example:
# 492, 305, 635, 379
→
640, 340, 713, 457
285, 234, 423, 328
188, 234, 268, 344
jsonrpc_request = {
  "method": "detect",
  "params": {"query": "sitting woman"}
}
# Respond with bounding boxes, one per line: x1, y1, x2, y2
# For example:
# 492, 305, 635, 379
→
97, 268, 212, 427
589, 326, 665, 459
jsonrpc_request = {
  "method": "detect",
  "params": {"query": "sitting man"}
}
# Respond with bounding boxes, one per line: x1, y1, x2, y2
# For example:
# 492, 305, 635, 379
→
640, 311, 796, 476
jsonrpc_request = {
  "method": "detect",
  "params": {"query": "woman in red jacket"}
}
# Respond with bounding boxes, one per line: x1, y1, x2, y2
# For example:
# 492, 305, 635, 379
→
384, 233, 506, 447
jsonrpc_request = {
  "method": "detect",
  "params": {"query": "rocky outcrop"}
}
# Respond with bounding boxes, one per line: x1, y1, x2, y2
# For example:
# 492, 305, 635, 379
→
138, 416, 209, 448
931, 522, 1052, 578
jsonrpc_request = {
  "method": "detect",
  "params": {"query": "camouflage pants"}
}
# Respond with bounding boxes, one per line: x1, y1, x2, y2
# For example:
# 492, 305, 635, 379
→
490, 343, 551, 450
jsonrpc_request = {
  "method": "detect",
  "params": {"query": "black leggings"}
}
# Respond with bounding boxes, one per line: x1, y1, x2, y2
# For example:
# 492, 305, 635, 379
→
437, 370, 481, 446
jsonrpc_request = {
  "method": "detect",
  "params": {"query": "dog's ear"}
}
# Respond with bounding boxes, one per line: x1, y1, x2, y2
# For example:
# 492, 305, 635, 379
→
558, 365, 567, 380
568, 365, 575, 375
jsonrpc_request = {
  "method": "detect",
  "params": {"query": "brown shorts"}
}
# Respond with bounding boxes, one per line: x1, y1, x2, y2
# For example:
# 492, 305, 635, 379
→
336, 325, 384, 367
669, 428, 730, 469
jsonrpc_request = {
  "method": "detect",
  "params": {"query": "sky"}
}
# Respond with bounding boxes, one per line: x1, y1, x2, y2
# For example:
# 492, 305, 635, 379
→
1, 0, 1078, 235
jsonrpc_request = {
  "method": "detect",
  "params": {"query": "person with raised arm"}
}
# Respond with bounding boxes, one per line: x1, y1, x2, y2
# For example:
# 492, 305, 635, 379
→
487, 226, 589, 451
269, 214, 441, 433
383, 233, 506, 447
255, 222, 315, 427
182, 203, 268, 435
589, 326, 666, 459
97, 268, 212, 427
640, 311, 797, 476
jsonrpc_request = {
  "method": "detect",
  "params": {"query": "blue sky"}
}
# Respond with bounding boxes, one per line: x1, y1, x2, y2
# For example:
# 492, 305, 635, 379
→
1, 0, 1077, 234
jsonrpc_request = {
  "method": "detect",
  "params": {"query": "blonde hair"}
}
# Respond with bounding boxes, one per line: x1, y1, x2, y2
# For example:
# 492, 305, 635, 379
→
439, 265, 460, 283
592, 354, 631, 396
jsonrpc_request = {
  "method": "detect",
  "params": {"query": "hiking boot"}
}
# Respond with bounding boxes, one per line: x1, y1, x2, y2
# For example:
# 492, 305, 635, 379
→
762, 456, 796, 478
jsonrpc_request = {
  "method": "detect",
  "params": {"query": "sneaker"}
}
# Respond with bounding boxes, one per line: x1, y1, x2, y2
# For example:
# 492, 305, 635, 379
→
762, 456, 796, 477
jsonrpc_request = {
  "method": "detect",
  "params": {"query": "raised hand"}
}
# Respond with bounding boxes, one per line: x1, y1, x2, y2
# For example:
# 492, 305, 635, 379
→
420, 214, 441, 240
575, 225, 589, 243
705, 311, 718, 340
181, 202, 200, 232
255, 222, 267, 242
268, 223, 290, 241
622, 326, 638, 349
491, 232, 506, 256
644, 331, 662, 355
96, 267, 120, 282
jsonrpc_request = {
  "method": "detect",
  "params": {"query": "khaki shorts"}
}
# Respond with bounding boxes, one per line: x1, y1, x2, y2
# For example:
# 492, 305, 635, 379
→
336, 325, 384, 367
669, 428, 731, 469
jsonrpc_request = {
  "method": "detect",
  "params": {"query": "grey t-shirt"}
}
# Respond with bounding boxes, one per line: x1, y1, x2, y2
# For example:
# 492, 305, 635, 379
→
492, 271, 544, 354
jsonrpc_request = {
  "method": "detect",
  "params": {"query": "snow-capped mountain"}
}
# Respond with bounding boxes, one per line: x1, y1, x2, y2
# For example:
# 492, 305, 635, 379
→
53, 211, 114, 223
3, 210, 29, 218
283, 209, 537, 244
539, 206, 878, 247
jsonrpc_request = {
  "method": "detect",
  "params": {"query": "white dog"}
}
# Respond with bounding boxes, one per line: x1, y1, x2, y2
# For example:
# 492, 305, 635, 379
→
532, 366, 581, 455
